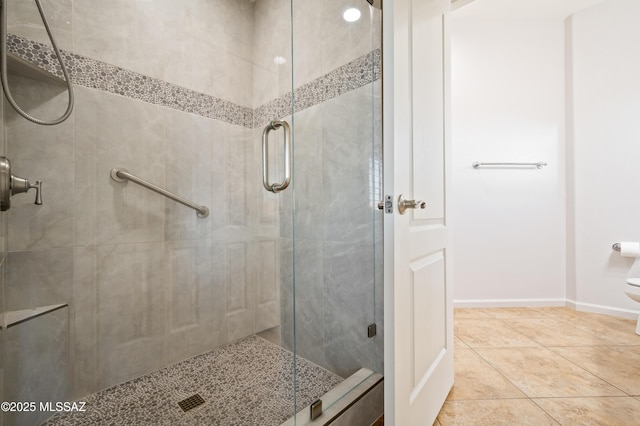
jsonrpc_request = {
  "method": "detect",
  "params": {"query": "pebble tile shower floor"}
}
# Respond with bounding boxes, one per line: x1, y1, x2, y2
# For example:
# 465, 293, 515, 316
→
44, 336, 343, 426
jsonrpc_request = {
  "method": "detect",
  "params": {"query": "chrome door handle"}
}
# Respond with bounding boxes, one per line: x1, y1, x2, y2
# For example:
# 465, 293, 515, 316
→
262, 120, 291, 193
398, 194, 426, 215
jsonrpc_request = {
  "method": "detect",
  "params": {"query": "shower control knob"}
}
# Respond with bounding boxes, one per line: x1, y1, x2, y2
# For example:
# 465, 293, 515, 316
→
11, 175, 42, 205
0, 156, 42, 211
398, 194, 426, 215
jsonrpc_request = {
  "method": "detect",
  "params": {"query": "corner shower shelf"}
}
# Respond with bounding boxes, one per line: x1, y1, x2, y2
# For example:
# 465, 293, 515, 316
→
2, 303, 67, 328
6, 52, 65, 86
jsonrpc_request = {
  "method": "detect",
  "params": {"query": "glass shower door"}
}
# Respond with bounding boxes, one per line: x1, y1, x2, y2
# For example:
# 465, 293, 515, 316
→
0, 0, 381, 423
286, 0, 383, 421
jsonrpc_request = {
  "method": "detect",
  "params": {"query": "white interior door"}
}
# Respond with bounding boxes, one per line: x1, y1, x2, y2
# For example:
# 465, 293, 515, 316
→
383, 0, 453, 424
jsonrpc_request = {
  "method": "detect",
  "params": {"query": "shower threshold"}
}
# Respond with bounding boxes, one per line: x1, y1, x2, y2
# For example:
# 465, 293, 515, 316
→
282, 368, 383, 425
43, 335, 343, 426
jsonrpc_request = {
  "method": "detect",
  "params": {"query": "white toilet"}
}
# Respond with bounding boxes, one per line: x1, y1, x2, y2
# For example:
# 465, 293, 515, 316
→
625, 278, 640, 335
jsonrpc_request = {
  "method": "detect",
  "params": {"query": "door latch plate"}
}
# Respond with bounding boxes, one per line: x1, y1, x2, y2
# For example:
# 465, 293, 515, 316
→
378, 195, 393, 214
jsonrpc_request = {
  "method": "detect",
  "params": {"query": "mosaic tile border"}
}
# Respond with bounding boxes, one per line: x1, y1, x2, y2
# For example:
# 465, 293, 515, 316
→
7, 34, 381, 129
43, 335, 343, 426
7, 34, 254, 128
253, 49, 382, 128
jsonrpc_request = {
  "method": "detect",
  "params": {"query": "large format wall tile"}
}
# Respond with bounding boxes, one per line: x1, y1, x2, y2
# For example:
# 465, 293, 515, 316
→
164, 239, 221, 364
4, 307, 72, 426
73, 245, 99, 397
322, 84, 375, 181
7, 0, 72, 50
225, 241, 254, 342
6, 249, 74, 311
6, 77, 75, 251
276, 81, 382, 377
322, 85, 376, 245
324, 241, 377, 377
163, 109, 215, 241
227, 126, 250, 229
74, 87, 165, 246
324, 173, 374, 245
319, 0, 380, 76
279, 237, 294, 351
94, 242, 167, 386
292, 105, 325, 241
292, 239, 326, 368
252, 0, 292, 106
255, 238, 281, 332
73, 239, 230, 395
74, 242, 168, 391
72, 0, 254, 105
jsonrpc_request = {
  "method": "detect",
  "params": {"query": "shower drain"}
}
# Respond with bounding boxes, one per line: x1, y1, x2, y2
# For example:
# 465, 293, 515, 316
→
178, 394, 205, 412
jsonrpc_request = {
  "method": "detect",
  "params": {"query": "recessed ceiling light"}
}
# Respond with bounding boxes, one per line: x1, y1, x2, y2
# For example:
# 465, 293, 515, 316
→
343, 8, 361, 22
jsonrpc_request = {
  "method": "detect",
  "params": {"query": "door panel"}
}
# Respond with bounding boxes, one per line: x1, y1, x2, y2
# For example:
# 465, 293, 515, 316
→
412, 0, 446, 222
385, 0, 453, 424
410, 250, 446, 390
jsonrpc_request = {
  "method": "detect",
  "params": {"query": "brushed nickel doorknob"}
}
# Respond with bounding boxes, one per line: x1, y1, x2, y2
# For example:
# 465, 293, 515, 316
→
398, 194, 426, 215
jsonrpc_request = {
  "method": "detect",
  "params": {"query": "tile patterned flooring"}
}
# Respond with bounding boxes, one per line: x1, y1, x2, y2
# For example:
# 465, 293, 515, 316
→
436, 307, 640, 425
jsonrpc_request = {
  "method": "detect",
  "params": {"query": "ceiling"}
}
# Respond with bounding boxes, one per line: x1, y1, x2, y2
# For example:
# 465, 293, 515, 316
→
452, 0, 607, 20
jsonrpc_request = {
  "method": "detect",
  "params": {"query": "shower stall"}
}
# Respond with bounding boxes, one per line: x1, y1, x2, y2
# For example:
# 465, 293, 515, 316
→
0, 0, 383, 425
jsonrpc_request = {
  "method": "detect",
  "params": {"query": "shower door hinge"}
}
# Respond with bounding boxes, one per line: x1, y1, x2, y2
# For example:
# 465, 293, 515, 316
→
366, 0, 382, 9
377, 195, 393, 214
368, 323, 377, 338
310, 399, 322, 421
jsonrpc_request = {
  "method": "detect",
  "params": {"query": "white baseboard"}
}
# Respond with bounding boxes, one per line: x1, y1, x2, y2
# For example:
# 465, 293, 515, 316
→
566, 299, 639, 320
453, 298, 640, 320
453, 298, 567, 308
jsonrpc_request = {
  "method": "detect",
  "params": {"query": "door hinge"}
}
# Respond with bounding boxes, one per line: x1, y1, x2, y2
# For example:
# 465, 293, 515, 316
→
310, 399, 322, 420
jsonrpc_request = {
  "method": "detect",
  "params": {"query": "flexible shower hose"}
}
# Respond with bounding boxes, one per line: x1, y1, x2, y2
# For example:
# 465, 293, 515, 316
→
0, 0, 74, 125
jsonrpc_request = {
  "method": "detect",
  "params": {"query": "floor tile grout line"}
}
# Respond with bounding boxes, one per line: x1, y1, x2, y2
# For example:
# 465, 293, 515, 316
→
532, 395, 640, 400
528, 397, 563, 425
455, 316, 546, 348
447, 308, 640, 424
543, 345, 633, 397
440, 398, 563, 425
455, 310, 635, 399
461, 339, 534, 401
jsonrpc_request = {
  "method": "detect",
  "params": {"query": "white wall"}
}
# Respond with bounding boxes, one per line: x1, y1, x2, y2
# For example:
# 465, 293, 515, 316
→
451, 18, 567, 304
569, 0, 640, 315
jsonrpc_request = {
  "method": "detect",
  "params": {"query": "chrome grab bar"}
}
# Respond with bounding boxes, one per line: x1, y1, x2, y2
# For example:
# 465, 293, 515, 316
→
110, 167, 209, 218
472, 162, 547, 169
262, 120, 291, 193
